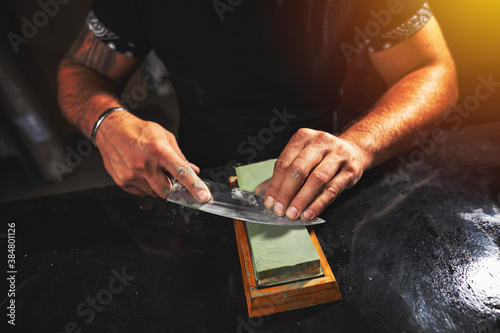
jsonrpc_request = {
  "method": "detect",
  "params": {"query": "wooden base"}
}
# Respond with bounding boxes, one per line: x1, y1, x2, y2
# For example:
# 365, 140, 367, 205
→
230, 177, 341, 317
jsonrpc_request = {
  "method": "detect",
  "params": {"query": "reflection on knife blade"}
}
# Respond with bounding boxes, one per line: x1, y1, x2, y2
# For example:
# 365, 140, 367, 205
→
166, 178, 326, 226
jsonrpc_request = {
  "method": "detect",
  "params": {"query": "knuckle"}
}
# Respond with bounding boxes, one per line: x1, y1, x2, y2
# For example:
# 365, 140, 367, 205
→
144, 120, 160, 132
345, 180, 356, 189
343, 162, 356, 173
341, 163, 362, 181
164, 130, 176, 141
131, 161, 147, 173
114, 176, 130, 188
145, 141, 163, 156
115, 178, 126, 187
120, 168, 137, 182
274, 158, 290, 174
295, 128, 312, 140
297, 128, 308, 135
290, 164, 307, 182
310, 171, 330, 185
266, 183, 280, 195
317, 131, 333, 143
336, 142, 352, 157
323, 185, 339, 199
174, 165, 196, 182
346, 173, 362, 188
290, 160, 307, 173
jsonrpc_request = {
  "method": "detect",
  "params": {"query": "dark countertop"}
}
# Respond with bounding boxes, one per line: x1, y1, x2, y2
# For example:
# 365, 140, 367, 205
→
2, 123, 500, 333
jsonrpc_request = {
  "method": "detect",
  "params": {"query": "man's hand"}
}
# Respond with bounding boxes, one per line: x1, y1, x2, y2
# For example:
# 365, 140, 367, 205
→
58, 24, 210, 202
96, 110, 210, 201
259, 17, 457, 221
260, 128, 371, 221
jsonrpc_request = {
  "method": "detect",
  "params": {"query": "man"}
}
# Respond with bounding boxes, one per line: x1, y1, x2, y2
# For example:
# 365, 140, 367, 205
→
58, 0, 457, 221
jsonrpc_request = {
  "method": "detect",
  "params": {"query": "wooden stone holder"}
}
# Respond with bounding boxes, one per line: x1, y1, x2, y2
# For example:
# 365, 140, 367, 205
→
230, 176, 341, 317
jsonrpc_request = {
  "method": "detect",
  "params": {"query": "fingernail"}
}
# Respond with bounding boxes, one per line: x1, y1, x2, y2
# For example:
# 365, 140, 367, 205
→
197, 190, 210, 202
301, 209, 314, 221
274, 202, 284, 216
264, 196, 275, 209
286, 206, 298, 219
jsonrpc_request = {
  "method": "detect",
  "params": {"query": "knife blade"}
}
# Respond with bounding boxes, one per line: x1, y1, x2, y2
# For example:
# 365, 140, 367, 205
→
166, 178, 325, 226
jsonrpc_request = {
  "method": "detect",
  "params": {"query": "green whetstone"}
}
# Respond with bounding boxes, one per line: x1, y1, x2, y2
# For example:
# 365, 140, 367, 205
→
235, 159, 323, 287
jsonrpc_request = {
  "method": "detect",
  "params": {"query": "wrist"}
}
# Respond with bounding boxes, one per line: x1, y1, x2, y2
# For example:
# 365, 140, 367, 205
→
338, 131, 376, 171
94, 108, 136, 148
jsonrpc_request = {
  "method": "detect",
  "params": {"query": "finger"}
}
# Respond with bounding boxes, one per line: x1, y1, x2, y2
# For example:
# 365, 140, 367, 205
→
272, 146, 324, 216
162, 153, 211, 203
103, 158, 157, 197
147, 170, 173, 199
285, 158, 341, 219
300, 169, 354, 221
188, 163, 200, 174
121, 185, 150, 197
174, 164, 211, 202
255, 179, 271, 195
264, 131, 308, 209
134, 178, 159, 197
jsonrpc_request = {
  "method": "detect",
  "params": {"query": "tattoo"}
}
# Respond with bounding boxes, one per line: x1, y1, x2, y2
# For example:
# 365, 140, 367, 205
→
59, 24, 142, 137
65, 25, 117, 76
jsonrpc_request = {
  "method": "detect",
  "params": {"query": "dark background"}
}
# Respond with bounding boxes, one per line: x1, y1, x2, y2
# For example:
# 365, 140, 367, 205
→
0, 0, 499, 201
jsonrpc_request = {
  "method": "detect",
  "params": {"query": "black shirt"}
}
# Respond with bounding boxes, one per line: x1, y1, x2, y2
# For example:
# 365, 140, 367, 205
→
88, 0, 432, 167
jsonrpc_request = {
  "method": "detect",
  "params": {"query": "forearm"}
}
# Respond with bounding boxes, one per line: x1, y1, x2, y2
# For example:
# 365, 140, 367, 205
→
57, 59, 126, 138
339, 62, 458, 169
56, 25, 211, 201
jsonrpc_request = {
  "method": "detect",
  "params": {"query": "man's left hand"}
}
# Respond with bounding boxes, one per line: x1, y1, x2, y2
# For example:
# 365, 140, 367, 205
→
256, 128, 371, 221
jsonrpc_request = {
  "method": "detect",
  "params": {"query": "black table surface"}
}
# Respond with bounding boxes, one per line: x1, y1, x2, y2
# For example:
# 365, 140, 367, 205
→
2, 123, 500, 333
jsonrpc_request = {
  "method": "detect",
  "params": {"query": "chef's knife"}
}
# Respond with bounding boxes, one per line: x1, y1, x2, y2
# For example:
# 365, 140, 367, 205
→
166, 178, 325, 226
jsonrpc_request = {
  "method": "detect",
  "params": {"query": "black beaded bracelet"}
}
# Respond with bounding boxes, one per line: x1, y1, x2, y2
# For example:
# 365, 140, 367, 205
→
90, 107, 128, 147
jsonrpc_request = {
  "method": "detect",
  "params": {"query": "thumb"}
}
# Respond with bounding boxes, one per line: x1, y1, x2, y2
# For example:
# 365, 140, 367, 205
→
255, 179, 271, 195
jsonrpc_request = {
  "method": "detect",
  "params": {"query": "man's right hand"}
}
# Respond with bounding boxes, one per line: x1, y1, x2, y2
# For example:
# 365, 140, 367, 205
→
95, 109, 211, 201
58, 24, 210, 202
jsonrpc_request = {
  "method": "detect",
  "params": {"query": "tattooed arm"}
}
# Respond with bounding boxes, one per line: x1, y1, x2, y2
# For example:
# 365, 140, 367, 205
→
58, 24, 141, 137
58, 25, 211, 201
260, 17, 457, 221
